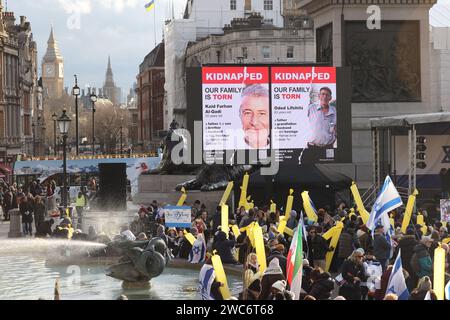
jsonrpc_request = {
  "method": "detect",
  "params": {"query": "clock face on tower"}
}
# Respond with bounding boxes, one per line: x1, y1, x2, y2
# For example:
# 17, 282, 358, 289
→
45, 64, 55, 77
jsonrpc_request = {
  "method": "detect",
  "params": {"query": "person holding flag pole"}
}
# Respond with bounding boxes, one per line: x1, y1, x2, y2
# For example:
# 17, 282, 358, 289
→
367, 176, 403, 269
385, 249, 409, 300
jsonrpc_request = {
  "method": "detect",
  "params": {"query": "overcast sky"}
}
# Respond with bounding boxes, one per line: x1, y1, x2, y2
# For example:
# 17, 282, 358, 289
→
6, 0, 450, 96
7, 0, 187, 95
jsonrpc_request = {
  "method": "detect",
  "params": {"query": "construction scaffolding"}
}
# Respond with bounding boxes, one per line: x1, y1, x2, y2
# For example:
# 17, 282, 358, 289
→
370, 112, 450, 201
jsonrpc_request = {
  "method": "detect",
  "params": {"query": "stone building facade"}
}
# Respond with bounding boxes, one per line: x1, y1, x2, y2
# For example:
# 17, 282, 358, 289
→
136, 42, 165, 152
0, 7, 38, 168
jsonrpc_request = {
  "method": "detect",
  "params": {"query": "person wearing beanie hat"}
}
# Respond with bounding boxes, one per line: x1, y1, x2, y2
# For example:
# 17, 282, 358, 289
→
309, 270, 334, 300
259, 258, 285, 300
408, 276, 437, 300
268, 280, 294, 300
271, 279, 287, 292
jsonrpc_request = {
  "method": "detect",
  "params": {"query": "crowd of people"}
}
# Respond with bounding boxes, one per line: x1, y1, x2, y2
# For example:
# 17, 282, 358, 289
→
116, 196, 450, 301
2, 176, 449, 301
0, 178, 97, 237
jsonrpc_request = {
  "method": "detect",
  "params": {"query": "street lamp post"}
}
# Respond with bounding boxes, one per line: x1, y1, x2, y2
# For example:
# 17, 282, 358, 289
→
32, 122, 35, 157
72, 75, 80, 156
120, 126, 123, 155
57, 109, 71, 209
90, 93, 97, 155
52, 113, 57, 156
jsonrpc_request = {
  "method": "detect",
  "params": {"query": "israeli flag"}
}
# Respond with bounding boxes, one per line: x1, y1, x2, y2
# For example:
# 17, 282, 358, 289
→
367, 176, 402, 237
299, 211, 308, 242
189, 234, 206, 264
386, 249, 409, 300
445, 280, 450, 300
199, 264, 215, 300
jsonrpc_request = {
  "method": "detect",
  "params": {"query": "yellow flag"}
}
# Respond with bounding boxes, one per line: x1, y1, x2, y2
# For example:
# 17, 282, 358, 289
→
176, 187, 187, 206
220, 182, 234, 205
221, 204, 229, 238
350, 182, 370, 224
325, 221, 344, 272
183, 230, 196, 245
301, 191, 318, 222
284, 189, 294, 220
211, 250, 231, 299
433, 246, 446, 300
253, 223, 267, 273
401, 189, 418, 234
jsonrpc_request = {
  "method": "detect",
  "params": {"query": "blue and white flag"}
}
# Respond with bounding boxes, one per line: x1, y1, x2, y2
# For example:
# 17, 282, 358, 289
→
386, 249, 409, 300
367, 176, 402, 237
299, 211, 308, 242
199, 264, 215, 300
445, 280, 450, 300
189, 234, 206, 264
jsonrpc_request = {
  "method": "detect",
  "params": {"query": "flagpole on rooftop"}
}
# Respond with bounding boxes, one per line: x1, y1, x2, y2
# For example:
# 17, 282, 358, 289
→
153, 5, 156, 48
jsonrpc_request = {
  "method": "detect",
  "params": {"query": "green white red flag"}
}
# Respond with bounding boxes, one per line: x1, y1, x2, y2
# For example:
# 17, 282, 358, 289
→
286, 225, 303, 300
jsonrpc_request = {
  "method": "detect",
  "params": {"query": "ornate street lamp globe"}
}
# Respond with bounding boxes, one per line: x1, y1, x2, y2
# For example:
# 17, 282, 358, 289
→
57, 109, 71, 135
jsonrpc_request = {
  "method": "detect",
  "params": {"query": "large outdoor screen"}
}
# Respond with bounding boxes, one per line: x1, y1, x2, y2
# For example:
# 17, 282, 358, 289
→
186, 65, 351, 165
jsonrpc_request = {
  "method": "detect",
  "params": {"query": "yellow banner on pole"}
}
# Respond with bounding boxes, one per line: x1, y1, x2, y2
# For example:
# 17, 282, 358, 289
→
417, 214, 428, 235
177, 187, 187, 206
239, 173, 249, 208
253, 223, 267, 273
183, 230, 196, 245
301, 191, 318, 222
325, 221, 344, 272
211, 250, 231, 300
230, 224, 240, 238
350, 182, 370, 224
220, 182, 234, 206
433, 246, 446, 300
277, 216, 287, 235
284, 189, 294, 220
270, 200, 276, 213
221, 204, 229, 238
401, 189, 419, 234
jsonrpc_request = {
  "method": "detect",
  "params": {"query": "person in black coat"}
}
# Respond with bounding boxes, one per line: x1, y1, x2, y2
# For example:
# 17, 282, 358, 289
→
309, 271, 335, 300
309, 226, 331, 270
35, 219, 54, 238
33, 196, 46, 233
267, 243, 287, 277
338, 249, 367, 300
212, 230, 239, 264
372, 225, 391, 271
393, 228, 418, 291
19, 197, 34, 236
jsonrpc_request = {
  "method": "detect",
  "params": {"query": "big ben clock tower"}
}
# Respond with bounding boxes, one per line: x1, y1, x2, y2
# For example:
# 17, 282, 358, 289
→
42, 25, 64, 99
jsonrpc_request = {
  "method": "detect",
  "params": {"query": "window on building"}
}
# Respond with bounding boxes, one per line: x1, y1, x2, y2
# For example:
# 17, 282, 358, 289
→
228, 48, 232, 60
242, 47, 248, 59
230, 0, 236, 10
264, 0, 273, 10
244, 0, 251, 11
287, 46, 294, 59
263, 19, 273, 25
262, 46, 270, 59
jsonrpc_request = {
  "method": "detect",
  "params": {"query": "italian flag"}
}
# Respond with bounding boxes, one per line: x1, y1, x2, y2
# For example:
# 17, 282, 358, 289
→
286, 225, 303, 300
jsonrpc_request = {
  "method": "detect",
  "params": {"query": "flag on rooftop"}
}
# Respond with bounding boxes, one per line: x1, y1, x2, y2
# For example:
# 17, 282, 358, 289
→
145, 0, 155, 12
